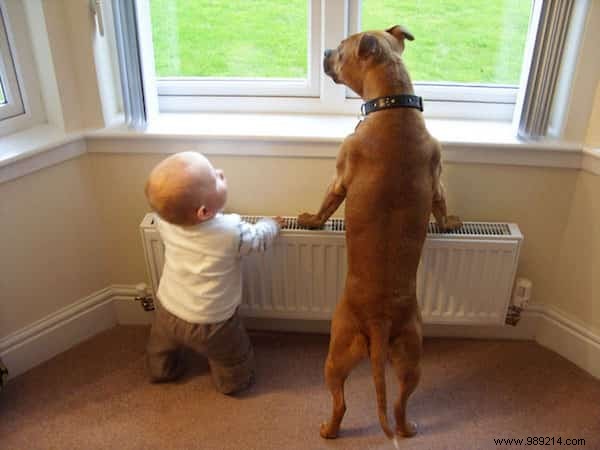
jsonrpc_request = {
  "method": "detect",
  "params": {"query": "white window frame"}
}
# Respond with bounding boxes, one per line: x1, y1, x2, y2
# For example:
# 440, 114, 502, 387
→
345, 0, 539, 120
143, 0, 321, 101
0, 0, 44, 137
0, 1, 23, 121
136, 0, 541, 121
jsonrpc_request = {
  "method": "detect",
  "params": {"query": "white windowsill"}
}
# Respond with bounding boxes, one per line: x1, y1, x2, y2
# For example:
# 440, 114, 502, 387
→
1, 113, 596, 184
87, 113, 584, 168
88, 113, 577, 149
0, 124, 83, 168
582, 147, 600, 175
0, 124, 88, 183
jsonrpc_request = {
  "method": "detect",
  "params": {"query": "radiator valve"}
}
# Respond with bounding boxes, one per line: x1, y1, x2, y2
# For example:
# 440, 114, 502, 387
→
505, 278, 532, 326
135, 283, 155, 312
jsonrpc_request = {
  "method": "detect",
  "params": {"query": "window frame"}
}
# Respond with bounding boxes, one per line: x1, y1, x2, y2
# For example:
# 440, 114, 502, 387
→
0, 1, 24, 121
137, 0, 541, 121
346, 0, 538, 120
145, 0, 322, 100
0, 0, 44, 137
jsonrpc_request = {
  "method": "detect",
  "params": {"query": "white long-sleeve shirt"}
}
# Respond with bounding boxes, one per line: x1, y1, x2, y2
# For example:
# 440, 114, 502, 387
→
155, 213, 279, 324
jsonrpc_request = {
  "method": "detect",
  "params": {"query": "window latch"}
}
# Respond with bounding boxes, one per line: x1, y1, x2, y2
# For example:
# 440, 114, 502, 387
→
90, 0, 105, 37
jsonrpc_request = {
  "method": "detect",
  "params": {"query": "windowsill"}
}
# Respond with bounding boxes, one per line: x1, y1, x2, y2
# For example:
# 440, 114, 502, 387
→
87, 113, 584, 168
582, 147, 600, 175
88, 112, 580, 150
1, 113, 597, 184
0, 124, 83, 168
0, 124, 85, 183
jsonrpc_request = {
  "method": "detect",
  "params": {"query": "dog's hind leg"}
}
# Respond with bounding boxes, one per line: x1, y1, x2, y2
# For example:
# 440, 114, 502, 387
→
390, 319, 422, 438
320, 318, 367, 439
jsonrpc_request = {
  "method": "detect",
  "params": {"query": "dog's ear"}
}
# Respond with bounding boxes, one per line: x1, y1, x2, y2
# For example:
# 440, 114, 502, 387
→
386, 25, 415, 42
358, 33, 381, 59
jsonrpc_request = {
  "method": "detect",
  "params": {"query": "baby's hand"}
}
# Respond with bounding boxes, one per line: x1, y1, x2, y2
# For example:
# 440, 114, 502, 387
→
273, 216, 286, 228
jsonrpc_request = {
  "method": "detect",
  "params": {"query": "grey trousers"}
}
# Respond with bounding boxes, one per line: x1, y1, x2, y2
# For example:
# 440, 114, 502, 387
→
146, 304, 255, 394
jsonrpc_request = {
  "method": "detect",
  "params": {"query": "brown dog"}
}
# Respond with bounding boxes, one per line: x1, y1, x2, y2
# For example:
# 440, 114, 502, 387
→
298, 25, 461, 442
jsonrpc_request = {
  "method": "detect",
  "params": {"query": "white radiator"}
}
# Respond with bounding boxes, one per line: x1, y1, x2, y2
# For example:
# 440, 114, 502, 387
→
140, 213, 523, 326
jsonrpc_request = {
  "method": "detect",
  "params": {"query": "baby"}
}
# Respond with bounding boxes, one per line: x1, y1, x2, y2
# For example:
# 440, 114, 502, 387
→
144, 151, 282, 394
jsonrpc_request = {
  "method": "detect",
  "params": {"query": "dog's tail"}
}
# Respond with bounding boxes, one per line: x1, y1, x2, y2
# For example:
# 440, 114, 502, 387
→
368, 321, 395, 440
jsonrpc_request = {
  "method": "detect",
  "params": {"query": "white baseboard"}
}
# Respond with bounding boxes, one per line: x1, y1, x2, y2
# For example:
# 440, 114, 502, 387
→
424, 311, 540, 340
531, 304, 600, 379
103, 294, 600, 380
0, 288, 117, 379
242, 313, 540, 339
1, 286, 599, 380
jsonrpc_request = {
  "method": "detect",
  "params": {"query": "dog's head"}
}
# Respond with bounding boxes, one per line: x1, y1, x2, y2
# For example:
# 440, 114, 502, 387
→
323, 25, 414, 97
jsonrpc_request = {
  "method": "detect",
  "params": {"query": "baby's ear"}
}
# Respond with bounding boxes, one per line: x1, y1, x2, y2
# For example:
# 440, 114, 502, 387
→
196, 205, 214, 223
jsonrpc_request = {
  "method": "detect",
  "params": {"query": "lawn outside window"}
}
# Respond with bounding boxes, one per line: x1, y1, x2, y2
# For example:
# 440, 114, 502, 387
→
138, 0, 538, 120
149, 0, 321, 98
349, 0, 533, 120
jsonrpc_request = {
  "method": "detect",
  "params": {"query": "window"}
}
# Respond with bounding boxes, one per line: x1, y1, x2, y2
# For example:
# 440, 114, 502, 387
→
148, 0, 320, 100
350, 0, 533, 118
0, 0, 44, 137
0, 78, 6, 103
135, 0, 539, 119
0, 2, 24, 122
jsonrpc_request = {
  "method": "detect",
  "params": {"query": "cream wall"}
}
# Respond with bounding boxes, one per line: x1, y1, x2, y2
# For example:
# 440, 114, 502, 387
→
88, 149, 600, 333
548, 79, 600, 332
0, 142, 593, 341
549, 172, 600, 331
41, 0, 105, 131
87, 147, 579, 314
89, 151, 349, 284
0, 154, 110, 339
561, 0, 600, 142
585, 82, 600, 147
1, 0, 599, 350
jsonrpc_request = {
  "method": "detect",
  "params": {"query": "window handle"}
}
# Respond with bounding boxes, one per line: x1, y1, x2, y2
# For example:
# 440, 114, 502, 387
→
90, 0, 105, 37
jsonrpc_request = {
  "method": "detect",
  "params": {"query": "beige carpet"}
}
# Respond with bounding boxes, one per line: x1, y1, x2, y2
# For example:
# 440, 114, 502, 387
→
1, 325, 599, 450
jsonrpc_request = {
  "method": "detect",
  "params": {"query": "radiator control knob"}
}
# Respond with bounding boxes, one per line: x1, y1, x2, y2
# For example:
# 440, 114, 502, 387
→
136, 283, 149, 296
512, 278, 532, 308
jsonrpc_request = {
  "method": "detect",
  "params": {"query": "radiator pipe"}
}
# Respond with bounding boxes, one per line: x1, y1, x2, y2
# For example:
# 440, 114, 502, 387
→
135, 283, 155, 312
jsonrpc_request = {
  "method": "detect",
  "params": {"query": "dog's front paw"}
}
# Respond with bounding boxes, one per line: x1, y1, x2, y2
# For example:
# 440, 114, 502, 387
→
298, 212, 323, 229
320, 421, 339, 439
442, 215, 462, 232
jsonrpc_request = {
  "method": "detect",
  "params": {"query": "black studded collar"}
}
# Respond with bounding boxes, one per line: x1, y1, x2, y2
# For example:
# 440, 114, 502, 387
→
360, 94, 423, 116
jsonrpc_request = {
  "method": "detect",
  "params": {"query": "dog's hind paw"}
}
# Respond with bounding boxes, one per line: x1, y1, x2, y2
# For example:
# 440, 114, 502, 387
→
397, 421, 418, 438
320, 421, 339, 439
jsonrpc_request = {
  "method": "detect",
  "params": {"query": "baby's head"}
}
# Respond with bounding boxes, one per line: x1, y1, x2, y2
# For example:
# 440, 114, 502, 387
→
145, 152, 227, 226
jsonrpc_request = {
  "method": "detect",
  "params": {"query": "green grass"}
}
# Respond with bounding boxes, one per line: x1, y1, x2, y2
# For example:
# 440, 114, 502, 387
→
362, 0, 532, 84
150, 0, 307, 78
150, 0, 531, 85
0, 81, 5, 104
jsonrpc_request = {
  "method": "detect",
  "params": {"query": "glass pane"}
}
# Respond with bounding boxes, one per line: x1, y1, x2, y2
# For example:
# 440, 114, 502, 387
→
150, 0, 308, 79
361, 0, 532, 85
0, 77, 5, 104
